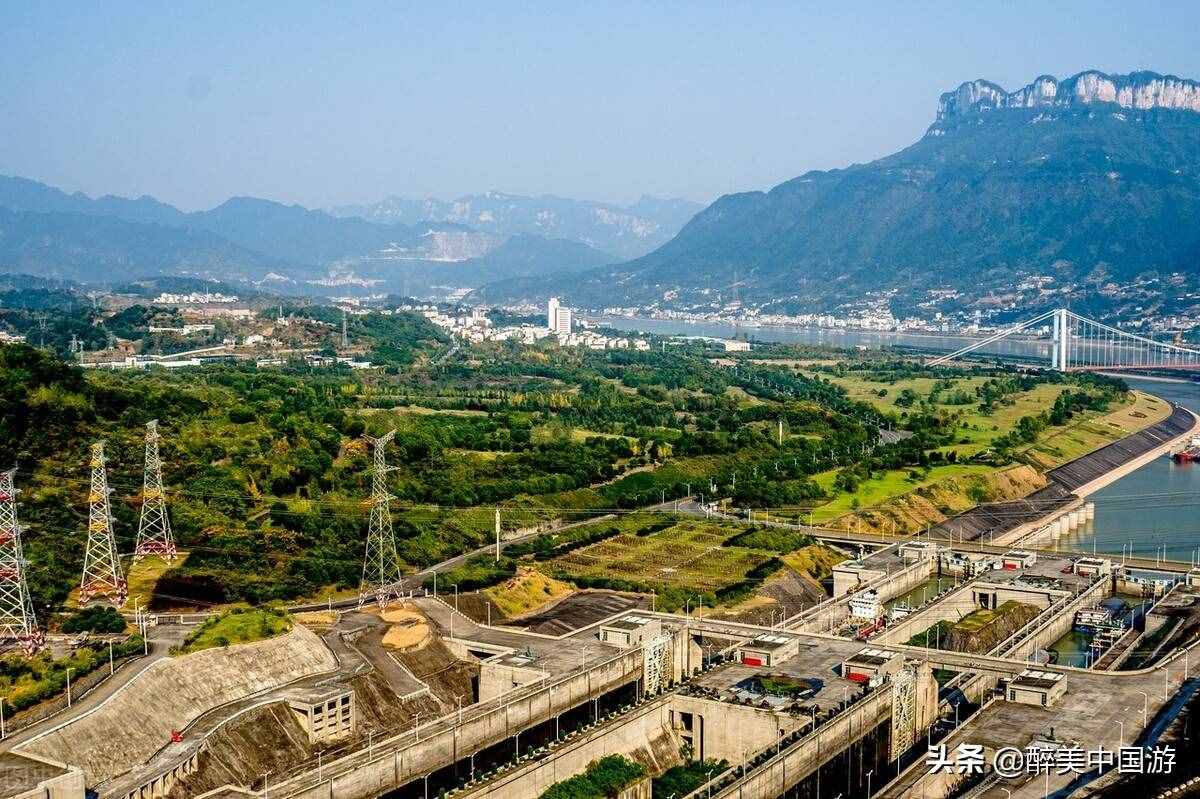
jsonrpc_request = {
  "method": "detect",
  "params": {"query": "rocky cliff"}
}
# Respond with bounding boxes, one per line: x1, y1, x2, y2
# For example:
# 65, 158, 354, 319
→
932, 70, 1200, 131
491, 68, 1200, 317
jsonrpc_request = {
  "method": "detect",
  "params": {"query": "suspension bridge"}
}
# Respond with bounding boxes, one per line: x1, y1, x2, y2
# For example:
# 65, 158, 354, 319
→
928, 308, 1200, 371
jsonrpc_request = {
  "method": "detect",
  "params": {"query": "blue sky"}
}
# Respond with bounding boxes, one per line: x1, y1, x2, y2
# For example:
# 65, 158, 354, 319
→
2, 1, 1198, 210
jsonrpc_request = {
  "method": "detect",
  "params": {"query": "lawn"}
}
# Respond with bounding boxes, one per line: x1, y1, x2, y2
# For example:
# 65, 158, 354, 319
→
1022, 390, 1170, 468
808, 464, 993, 523
178, 607, 292, 654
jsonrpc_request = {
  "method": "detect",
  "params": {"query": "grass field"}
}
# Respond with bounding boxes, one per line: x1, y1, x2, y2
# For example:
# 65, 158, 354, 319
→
547, 518, 774, 592
1022, 390, 1170, 468
178, 607, 292, 654
817, 373, 1073, 456
808, 464, 993, 522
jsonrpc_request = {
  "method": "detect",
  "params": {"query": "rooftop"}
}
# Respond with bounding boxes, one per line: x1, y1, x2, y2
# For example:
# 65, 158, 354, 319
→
1013, 669, 1064, 689
0, 752, 73, 796
745, 633, 795, 651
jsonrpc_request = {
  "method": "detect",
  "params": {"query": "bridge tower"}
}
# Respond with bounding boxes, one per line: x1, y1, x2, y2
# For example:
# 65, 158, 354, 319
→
0, 469, 44, 653
79, 442, 127, 606
134, 420, 177, 562
1050, 307, 1070, 371
360, 431, 404, 608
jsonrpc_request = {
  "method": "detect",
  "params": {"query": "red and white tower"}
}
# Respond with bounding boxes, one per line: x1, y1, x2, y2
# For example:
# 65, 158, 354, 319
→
134, 420, 176, 562
79, 442, 127, 606
0, 469, 43, 653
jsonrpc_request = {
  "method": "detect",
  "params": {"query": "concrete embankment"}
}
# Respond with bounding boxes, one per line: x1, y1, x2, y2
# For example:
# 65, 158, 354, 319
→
1047, 404, 1198, 497
17, 627, 338, 785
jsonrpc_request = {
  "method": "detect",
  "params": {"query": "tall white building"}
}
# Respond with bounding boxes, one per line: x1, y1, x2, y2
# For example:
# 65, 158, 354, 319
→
547, 297, 571, 336
555, 307, 572, 336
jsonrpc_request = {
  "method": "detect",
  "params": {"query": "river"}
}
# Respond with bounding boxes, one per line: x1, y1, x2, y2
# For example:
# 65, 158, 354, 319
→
1064, 377, 1200, 563
595, 316, 1053, 360
596, 317, 1200, 563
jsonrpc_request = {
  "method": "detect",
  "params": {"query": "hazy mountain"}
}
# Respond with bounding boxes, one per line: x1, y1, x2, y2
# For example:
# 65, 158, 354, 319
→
330, 191, 703, 260
0, 176, 499, 284
487, 70, 1200, 316
354, 234, 614, 297
0, 175, 185, 227
185, 197, 485, 268
0, 206, 287, 283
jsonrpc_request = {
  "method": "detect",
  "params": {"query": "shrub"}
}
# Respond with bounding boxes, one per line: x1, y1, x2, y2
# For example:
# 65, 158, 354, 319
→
61, 606, 126, 634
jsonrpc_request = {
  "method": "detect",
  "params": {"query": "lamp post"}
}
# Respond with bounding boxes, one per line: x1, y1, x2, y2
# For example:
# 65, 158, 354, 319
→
1116, 719, 1125, 748
66, 667, 74, 707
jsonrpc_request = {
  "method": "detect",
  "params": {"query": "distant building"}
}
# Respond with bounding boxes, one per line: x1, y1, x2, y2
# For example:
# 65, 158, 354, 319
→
555, 307, 572, 336
723, 339, 750, 352
547, 297, 572, 336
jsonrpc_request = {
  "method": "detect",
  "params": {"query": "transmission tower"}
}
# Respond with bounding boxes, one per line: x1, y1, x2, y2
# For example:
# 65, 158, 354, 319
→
359, 431, 404, 608
0, 469, 43, 653
134, 420, 176, 562
341, 308, 349, 348
79, 442, 127, 606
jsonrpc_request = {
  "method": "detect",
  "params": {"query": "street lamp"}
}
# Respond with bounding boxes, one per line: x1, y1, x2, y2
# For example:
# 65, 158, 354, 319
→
1116, 719, 1125, 748
66, 667, 74, 707
1137, 690, 1149, 726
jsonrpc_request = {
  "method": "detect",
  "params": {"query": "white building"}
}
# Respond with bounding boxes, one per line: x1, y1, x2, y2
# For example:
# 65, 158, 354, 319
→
547, 297, 572, 336
555, 307, 572, 336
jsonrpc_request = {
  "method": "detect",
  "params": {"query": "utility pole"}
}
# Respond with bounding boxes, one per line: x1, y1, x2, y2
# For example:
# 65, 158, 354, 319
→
778, 419, 783, 446
134, 421, 177, 562
0, 469, 43, 653
79, 442, 127, 606
359, 431, 404, 608
494, 508, 501, 563
33, 312, 48, 349
341, 308, 349, 349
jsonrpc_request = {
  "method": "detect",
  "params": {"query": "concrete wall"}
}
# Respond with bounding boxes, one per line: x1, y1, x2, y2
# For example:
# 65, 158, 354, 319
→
478, 663, 544, 703
272, 648, 645, 799
666, 696, 806, 764
706, 688, 894, 799
872, 586, 982, 645
18, 627, 338, 785
448, 699, 680, 799
795, 559, 932, 634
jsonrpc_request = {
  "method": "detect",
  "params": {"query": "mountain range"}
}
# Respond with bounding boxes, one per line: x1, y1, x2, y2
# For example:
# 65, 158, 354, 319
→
0, 176, 698, 293
478, 70, 1200, 319
330, 192, 702, 261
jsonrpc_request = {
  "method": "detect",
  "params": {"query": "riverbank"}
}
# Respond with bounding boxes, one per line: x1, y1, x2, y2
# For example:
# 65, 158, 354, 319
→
1048, 404, 1199, 498
1095, 372, 1195, 384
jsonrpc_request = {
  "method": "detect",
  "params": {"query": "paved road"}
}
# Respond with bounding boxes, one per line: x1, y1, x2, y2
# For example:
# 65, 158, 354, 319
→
0, 624, 187, 752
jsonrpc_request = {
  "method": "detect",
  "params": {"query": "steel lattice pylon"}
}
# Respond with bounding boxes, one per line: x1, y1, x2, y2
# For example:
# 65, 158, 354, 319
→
359, 431, 404, 608
79, 441, 127, 606
0, 469, 43, 653
134, 420, 176, 562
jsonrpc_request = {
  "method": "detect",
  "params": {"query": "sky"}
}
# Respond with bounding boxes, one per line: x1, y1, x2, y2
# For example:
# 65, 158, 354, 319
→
2, 1, 1199, 212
